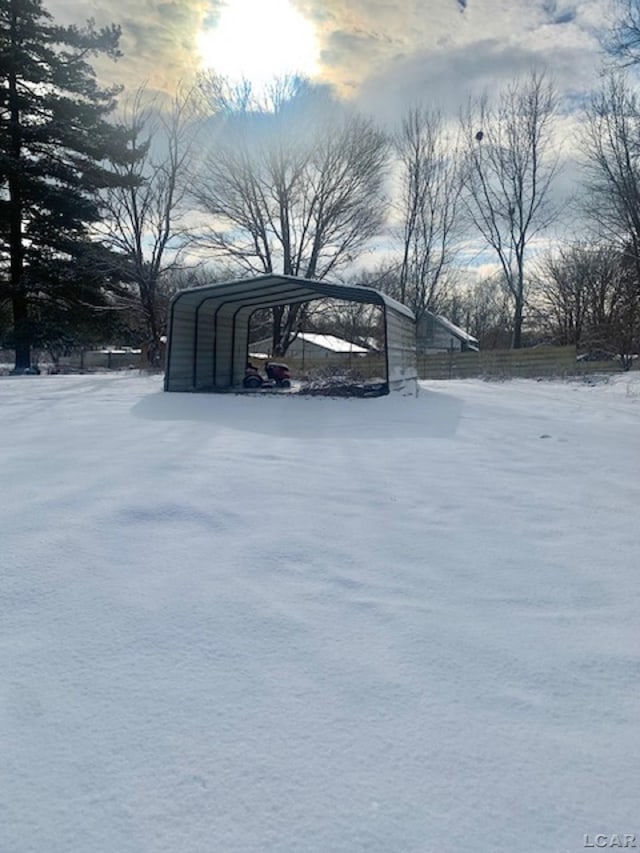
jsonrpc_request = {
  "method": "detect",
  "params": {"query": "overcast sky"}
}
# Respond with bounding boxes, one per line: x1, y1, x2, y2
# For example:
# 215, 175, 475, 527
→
47, 0, 615, 117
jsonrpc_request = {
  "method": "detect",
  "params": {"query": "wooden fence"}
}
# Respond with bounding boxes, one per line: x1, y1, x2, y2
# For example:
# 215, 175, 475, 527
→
3, 345, 636, 381
283, 347, 637, 382
417, 346, 636, 380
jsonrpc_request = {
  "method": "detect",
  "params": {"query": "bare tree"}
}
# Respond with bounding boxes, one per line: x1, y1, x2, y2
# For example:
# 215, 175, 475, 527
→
532, 241, 639, 363
187, 75, 389, 355
582, 73, 640, 280
303, 266, 393, 348
99, 84, 198, 364
302, 298, 381, 347
611, 248, 640, 366
581, 71, 640, 364
607, 0, 640, 64
531, 243, 622, 347
395, 107, 463, 321
461, 70, 560, 348
439, 276, 513, 349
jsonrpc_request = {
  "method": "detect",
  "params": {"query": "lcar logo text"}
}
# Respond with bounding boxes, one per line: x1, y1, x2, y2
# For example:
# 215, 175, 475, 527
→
584, 836, 637, 848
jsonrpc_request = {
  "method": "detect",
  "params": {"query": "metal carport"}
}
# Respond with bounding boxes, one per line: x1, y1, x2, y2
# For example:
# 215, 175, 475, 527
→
164, 273, 417, 395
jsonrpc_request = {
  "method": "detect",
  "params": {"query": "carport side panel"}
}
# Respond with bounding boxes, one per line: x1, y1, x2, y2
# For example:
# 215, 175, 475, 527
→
385, 307, 418, 395
232, 307, 253, 387
165, 300, 197, 391
164, 296, 177, 390
194, 305, 216, 390
214, 307, 234, 387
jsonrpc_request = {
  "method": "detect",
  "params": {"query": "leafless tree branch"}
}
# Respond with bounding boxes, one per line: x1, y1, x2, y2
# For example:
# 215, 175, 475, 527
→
460, 70, 560, 348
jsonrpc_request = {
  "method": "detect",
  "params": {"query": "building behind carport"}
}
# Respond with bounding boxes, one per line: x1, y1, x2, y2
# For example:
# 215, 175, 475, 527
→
164, 274, 417, 395
250, 332, 370, 360
417, 311, 479, 354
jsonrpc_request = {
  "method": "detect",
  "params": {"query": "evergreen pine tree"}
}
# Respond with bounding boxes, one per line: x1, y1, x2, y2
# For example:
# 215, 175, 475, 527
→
0, 0, 132, 370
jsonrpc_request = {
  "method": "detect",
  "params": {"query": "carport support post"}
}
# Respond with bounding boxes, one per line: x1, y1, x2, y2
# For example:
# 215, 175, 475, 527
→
383, 307, 390, 392
193, 303, 200, 389
230, 305, 243, 387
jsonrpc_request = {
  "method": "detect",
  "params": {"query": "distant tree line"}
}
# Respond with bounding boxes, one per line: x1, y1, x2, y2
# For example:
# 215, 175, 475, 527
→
2, 0, 640, 371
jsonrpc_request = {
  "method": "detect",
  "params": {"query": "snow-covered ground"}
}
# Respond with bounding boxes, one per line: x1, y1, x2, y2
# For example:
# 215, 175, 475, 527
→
1, 373, 639, 853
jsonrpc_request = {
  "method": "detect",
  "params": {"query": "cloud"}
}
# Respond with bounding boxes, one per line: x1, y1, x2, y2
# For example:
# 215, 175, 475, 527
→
293, 0, 468, 93
290, 0, 611, 104
45, 0, 613, 108
356, 36, 604, 124
47, 0, 223, 93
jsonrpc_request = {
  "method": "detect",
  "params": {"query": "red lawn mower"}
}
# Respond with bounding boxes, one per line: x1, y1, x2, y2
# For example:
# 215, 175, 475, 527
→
243, 360, 292, 390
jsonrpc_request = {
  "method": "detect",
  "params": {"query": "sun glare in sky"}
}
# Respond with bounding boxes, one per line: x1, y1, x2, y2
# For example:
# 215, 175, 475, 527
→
197, 0, 319, 91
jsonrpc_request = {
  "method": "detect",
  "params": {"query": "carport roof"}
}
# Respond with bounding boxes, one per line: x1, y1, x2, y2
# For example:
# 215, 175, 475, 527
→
170, 273, 415, 319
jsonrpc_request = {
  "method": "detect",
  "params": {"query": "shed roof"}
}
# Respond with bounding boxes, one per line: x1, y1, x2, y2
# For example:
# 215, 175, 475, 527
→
252, 332, 370, 355
425, 311, 479, 345
298, 333, 369, 353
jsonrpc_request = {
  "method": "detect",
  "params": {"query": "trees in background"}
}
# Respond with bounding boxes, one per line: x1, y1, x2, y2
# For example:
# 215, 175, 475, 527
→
98, 84, 198, 365
610, 248, 640, 365
564, 71, 640, 364
2, 0, 640, 366
305, 267, 390, 348
394, 107, 463, 321
532, 242, 639, 364
582, 73, 640, 279
608, 0, 640, 64
461, 71, 559, 349
532, 243, 619, 347
438, 277, 513, 349
187, 74, 388, 355
0, 0, 132, 370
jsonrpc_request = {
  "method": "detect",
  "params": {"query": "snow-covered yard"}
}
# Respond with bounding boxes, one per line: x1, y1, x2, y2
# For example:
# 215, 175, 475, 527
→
1, 373, 639, 853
